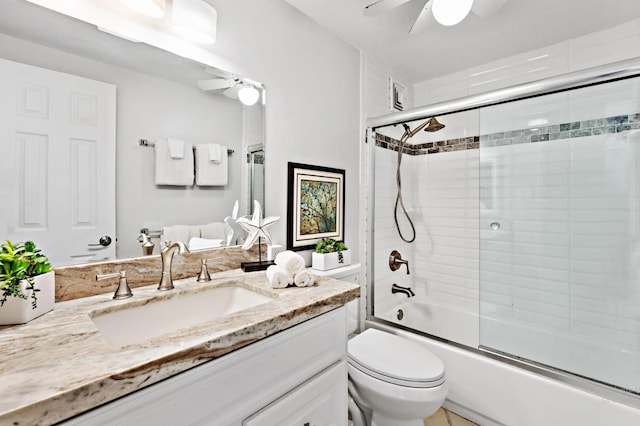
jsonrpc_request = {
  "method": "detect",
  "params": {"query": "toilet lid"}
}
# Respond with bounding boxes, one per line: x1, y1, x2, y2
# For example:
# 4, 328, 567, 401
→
348, 329, 445, 388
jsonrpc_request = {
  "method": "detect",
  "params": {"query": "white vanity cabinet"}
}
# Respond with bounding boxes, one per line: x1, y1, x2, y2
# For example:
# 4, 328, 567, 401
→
63, 307, 348, 426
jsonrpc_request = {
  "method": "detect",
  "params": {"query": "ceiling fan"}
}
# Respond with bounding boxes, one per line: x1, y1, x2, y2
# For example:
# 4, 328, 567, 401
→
197, 67, 263, 106
197, 68, 243, 99
363, 0, 510, 34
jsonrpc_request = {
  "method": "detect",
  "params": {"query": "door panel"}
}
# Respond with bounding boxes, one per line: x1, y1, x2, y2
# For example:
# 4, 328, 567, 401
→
0, 58, 116, 266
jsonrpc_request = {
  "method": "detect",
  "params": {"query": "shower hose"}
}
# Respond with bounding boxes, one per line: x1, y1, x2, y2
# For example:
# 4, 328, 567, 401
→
394, 133, 416, 243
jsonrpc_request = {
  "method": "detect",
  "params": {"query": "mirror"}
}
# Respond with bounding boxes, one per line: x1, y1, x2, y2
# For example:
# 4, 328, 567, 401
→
0, 0, 265, 265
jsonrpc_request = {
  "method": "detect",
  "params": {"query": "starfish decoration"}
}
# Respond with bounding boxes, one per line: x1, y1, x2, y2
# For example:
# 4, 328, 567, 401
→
224, 200, 245, 246
236, 200, 280, 250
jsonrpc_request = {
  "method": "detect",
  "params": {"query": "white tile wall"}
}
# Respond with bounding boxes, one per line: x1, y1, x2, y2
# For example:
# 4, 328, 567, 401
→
367, 18, 640, 382
479, 79, 640, 390
373, 146, 415, 315
413, 19, 640, 107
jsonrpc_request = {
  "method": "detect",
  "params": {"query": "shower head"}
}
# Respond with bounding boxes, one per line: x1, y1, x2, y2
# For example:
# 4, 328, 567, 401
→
402, 117, 446, 139
425, 117, 445, 132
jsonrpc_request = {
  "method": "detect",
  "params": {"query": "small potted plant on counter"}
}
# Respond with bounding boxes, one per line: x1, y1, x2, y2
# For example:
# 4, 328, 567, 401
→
0, 240, 54, 325
311, 238, 351, 271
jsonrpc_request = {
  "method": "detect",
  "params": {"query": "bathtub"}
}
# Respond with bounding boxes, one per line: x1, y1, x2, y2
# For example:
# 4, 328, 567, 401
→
369, 300, 640, 426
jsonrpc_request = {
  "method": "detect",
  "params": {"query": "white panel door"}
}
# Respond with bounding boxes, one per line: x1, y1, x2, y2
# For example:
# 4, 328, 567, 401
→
0, 58, 116, 266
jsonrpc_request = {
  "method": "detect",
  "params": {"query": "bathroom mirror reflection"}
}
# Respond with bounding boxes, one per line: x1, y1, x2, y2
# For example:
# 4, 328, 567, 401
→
0, 0, 266, 265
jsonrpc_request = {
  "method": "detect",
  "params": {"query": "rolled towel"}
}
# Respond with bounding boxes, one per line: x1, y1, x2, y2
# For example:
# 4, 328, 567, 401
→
266, 265, 292, 289
275, 251, 305, 275
293, 270, 315, 288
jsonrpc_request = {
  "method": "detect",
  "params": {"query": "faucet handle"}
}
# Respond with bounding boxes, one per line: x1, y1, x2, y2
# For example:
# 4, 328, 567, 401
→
197, 259, 211, 282
389, 250, 410, 275
96, 271, 133, 300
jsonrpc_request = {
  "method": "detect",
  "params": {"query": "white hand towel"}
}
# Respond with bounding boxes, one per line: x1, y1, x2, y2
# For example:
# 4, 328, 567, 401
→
161, 224, 200, 248
154, 139, 194, 186
266, 265, 292, 289
188, 237, 223, 250
195, 144, 228, 186
293, 270, 315, 288
275, 251, 305, 276
208, 143, 222, 163
167, 138, 185, 159
161, 225, 190, 248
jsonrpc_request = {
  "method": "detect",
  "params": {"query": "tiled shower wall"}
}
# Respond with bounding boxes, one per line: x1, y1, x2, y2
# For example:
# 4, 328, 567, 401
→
367, 18, 640, 351
372, 76, 640, 390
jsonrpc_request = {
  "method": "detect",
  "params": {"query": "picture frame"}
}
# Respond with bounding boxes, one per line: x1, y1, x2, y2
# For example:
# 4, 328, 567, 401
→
287, 162, 345, 251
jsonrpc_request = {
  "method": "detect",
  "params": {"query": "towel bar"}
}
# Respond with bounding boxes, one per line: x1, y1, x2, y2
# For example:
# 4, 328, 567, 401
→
140, 228, 162, 238
139, 139, 234, 155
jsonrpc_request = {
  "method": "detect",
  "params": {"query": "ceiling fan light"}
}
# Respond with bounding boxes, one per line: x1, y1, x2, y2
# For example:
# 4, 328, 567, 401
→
432, 0, 473, 26
173, 0, 217, 45
120, 0, 166, 18
238, 85, 260, 106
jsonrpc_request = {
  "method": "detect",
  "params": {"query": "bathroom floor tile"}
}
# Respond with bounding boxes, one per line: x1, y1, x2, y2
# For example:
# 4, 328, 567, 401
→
424, 408, 478, 426
449, 411, 478, 426
424, 408, 450, 426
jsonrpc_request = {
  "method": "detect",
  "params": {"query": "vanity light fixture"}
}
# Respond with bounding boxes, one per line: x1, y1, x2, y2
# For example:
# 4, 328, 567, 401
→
120, 0, 166, 18
238, 84, 260, 106
172, 0, 218, 45
432, 0, 473, 26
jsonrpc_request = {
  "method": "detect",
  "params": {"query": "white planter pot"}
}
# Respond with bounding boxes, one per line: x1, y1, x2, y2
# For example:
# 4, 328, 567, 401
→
0, 271, 55, 325
312, 250, 351, 271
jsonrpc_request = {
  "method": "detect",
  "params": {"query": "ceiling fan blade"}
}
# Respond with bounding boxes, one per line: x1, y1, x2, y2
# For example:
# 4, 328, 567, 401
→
408, 0, 433, 34
223, 85, 240, 99
197, 78, 234, 91
203, 66, 233, 79
363, 0, 414, 16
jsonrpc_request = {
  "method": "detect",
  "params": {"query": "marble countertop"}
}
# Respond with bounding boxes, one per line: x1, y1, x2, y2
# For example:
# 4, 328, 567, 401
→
0, 269, 360, 426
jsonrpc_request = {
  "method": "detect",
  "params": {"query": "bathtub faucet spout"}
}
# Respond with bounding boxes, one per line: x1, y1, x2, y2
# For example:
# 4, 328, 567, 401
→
391, 283, 415, 297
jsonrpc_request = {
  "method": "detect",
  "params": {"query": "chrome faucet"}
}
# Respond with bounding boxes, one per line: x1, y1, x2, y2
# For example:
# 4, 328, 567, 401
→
391, 283, 415, 298
158, 241, 190, 291
389, 250, 410, 275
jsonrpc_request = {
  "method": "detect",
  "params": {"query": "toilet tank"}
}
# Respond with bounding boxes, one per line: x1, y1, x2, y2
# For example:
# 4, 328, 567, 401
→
310, 263, 361, 335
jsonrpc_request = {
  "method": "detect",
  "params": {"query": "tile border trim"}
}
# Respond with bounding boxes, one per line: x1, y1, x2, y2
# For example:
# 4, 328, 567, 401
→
375, 112, 640, 155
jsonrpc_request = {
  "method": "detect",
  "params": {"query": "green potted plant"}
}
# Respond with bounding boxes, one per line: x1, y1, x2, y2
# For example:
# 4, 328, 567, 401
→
0, 240, 55, 325
311, 238, 351, 271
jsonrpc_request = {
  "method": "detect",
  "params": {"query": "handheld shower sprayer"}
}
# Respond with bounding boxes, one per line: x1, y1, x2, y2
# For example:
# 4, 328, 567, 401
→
394, 117, 445, 243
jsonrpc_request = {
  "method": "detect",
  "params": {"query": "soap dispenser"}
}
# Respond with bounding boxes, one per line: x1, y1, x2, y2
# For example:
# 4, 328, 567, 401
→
138, 232, 155, 256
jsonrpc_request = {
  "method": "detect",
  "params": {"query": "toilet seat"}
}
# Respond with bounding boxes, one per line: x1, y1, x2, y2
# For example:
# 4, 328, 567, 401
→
348, 329, 445, 388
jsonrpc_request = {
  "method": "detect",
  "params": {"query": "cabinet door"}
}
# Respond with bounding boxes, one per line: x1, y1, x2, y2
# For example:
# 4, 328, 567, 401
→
243, 361, 347, 426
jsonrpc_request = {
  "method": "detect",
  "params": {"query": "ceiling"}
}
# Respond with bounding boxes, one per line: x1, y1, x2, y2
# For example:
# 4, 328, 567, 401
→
285, 0, 640, 82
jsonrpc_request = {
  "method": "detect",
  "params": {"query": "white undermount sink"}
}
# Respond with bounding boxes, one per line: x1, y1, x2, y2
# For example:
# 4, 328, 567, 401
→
90, 283, 274, 349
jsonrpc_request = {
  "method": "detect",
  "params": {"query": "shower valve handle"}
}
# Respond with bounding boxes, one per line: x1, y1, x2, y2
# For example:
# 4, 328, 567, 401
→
389, 250, 410, 275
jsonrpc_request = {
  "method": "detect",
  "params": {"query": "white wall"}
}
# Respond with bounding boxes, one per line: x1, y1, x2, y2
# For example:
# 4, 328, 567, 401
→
210, 1, 361, 262
0, 33, 246, 259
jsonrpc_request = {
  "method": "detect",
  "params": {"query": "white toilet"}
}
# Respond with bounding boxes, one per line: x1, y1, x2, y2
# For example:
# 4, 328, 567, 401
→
312, 264, 448, 426
348, 328, 448, 426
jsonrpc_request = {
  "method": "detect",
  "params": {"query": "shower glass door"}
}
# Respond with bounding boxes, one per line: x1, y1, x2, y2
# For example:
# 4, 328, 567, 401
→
371, 110, 481, 347
478, 76, 640, 393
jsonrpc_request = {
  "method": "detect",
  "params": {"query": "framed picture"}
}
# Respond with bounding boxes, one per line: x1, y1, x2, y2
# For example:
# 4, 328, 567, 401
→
287, 162, 345, 251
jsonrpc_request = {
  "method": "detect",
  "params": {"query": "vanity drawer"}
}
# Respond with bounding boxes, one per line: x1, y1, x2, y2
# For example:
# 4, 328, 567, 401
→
243, 361, 347, 426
